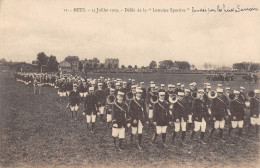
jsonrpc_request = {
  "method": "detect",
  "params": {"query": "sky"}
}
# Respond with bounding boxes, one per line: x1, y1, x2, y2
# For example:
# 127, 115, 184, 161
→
0, 0, 259, 69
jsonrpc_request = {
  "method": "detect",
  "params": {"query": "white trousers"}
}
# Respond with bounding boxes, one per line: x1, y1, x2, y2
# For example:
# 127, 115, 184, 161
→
70, 105, 78, 111
231, 120, 244, 128
156, 126, 167, 134
148, 109, 153, 119
214, 120, 225, 129
107, 114, 112, 122
86, 113, 96, 123
99, 106, 105, 115
132, 120, 143, 134
59, 92, 66, 97
251, 117, 260, 125
194, 118, 206, 132
174, 118, 186, 132
112, 127, 125, 138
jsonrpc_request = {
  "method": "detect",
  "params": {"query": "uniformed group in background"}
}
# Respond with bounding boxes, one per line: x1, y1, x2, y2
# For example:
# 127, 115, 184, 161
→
242, 73, 259, 84
15, 72, 260, 151
207, 73, 235, 82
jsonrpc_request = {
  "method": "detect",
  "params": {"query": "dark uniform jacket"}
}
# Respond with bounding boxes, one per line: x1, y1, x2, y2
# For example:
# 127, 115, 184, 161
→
183, 95, 193, 115
94, 89, 106, 106
172, 100, 188, 122
211, 96, 228, 121
223, 94, 230, 109
250, 97, 260, 117
66, 82, 73, 92
238, 92, 247, 104
119, 87, 129, 101
192, 99, 209, 122
203, 93, 211, 106
146, 91, 158, 109
174, 88, 182, 95
69, 90, 80, 106
141, 88, 147, 100
78, 84, 88, 93
104, 87, 111, 98
129, 98, 148, 127
111, 101, 129, 128
84, 94, 98, 115
59, 82, 66, 92
153, 100, 171, 126
230, 99, 245, 121
165, 90, 174, 101
105, 101, 113, 115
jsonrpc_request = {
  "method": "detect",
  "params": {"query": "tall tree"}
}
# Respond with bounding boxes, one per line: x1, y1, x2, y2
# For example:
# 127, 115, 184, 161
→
65, 56, 79, 62
46, 55, 58, 72
128, 65, 133, 69
175, 61, 190, 70
79, 61, 83, 71
149, 60, 157, 69
37, 52, 49, 70
159, 60, 174, 69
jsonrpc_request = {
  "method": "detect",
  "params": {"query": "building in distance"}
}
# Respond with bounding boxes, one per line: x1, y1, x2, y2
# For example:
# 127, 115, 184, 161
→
104, 58, 119, 69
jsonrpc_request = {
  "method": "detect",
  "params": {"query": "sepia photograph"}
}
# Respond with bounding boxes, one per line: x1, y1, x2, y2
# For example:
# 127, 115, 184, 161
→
0, 0, 260, 167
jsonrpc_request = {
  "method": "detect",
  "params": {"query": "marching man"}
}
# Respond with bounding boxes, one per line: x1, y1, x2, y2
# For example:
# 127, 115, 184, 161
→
228, 90, 245, 139
172, 92, 188, 145
105, 88, 116, 128
129, 88, 148, 150
95, 83, 106, 124
152, 91, 171, 147
68, 84, 80, 121
183, 89, 193, 131
111, 91, 129, 151
146, 83, 157, 125
83, 87, 98, 133
191, 89, 209, 145
247, 89, 260, 136
208, 88, 228, 142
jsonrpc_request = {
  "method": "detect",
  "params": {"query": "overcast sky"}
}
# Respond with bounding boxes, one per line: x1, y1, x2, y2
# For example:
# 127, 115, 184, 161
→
0, 0, 259, 68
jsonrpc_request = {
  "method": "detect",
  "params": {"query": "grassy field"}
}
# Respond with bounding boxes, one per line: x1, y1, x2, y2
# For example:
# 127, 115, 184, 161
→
0, 72, 259, 168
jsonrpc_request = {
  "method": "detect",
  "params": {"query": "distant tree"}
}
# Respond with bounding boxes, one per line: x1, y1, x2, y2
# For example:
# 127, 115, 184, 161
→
37, 52, 49, 70
65, 56, 79, 62
32, 60, 38, 64
159, 60, 174, 69
121, 65, 125, 69
114, 64, 118, 69
134, 65, 138, 69
149, 60, 157, 69
108, 63, 112, 69
141, 66, 146, 69
250, 63, 260, 71
100, 63, 105, 68
79, 61, 83, 71
203, 63, 209, 70
233, 63, 246, 70
0, 58, 6, 64
174, 61, 190, 70
128, 65, 133, 69
92, 57, 100, 64
46, 55, 58, 72
208, 63, 212, 70
190, 64, 195, 70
